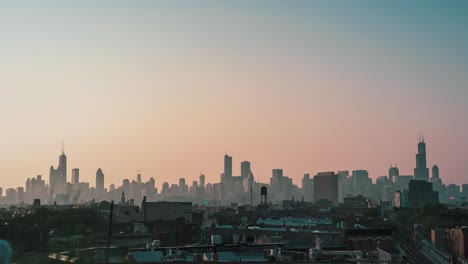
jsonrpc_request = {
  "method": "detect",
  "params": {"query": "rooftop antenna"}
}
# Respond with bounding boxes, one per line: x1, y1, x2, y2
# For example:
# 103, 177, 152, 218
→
62, 140, 65, 155
422, 131, 425, 143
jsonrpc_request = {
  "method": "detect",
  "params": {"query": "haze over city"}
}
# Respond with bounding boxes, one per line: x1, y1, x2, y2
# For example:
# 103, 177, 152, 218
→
1, 0, 467, 189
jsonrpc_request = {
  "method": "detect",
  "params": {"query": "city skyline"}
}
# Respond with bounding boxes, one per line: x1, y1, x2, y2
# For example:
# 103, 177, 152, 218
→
0, 134, 462, 191
1, 1, 468, 189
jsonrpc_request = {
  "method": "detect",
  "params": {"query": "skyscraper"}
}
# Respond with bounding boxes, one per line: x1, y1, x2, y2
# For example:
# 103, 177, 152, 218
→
58, 146, 67, 187
199, 174, 205, 189
72, 168, 80, 185
414, 135, 429, 181
432, 165, 439, 180
96, 168, 104, 192
224, 154, 232, 178
388, 166, 399, 183
314, 172, 339, 206
137, 173, 142, 185
241, 161, 251, 179
49, 145, 67, 195
408, 180, 439, 208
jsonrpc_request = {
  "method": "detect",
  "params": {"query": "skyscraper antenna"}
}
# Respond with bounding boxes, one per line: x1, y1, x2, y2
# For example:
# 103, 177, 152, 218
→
422, 132, 425, 143
62, 140, 64, 154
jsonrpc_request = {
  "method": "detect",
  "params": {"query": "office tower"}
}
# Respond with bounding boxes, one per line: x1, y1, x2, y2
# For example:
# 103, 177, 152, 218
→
270, 169, 293, 201
408, 180, 439, 208
49, 144, 67, 195
58, 146, 67, 185
137, 173, 142, 185
72, 168, 80, 185
241, 161, 251, 179
302, 173, 314, 202
6, 188, 16, 204
179, 178, 188, 194
414, 135, 429, 181
25, 178, 31, 194
16, 187, 25, 204
352, 170, 371, 196
314, 172, 339, 206
96, 168, 104, 192
337, 170, 349, 202
224, 154, 232, 178
388, 166, 399, 183
149, 177, 156, 189
272, 169, 283, 179
199, 174, 205, 189
432, 165, 439, 180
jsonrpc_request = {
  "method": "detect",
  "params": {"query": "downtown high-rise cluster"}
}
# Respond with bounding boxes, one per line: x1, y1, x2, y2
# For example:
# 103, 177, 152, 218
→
0, 136, 466, 207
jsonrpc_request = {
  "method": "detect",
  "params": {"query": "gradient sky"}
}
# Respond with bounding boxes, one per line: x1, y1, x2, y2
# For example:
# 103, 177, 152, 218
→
1, 0, 467, 190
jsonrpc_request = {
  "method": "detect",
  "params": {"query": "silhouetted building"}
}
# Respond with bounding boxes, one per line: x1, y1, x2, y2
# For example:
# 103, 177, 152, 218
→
270, 169, 293, 201
352, 170, 371, 196
414, 135, 429, 181
224, 154, 232, 178
72, 168, 79, 185
241, 161, 250, 179
96, 168, 104, 193
49, 145, 67, 195
408, 180, 439, 208
199, 174, 205, 189
314, 172, 338, 206
388, 166, 399, 184
302, 173, 314, 202
337, 170, 349, 202
432, 165, 439, 180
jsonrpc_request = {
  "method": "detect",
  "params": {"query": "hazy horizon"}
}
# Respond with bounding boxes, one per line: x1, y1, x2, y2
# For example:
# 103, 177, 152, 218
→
1, 0, 467, 189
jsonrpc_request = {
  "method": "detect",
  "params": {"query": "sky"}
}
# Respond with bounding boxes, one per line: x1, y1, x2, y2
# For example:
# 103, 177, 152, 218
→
0, 0, 467, 189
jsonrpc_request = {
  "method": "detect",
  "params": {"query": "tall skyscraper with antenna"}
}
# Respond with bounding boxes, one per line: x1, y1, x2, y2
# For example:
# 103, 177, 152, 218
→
414, 133, 429, 181
49, 143, 67, 195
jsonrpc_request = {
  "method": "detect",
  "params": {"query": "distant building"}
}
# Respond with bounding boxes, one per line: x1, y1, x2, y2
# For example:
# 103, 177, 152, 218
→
432, 165, 439, 180
314, 172, 338, 206
337, 170, 349, 202
352, 170, 371, 196
96, 168, 104, 193
72, 168, 79, 185
224, 154, 232, 178
199, 174, 205, 189
395, 175, 413, 191
270, 169, 293, 202
408, 180, 439, 208
49, 146, 67, 195
241, 161, 251, 179
388, 166, 399, 184
414, 136, 429, 181
302, 173, 314, 202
